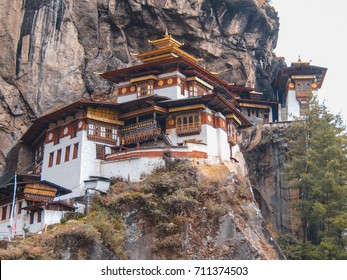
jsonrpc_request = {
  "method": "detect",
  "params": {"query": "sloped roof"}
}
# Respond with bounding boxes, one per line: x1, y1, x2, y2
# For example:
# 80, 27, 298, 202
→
100, 56, 253, 99
0, 174, 72, 197
158, 94, 252, 127
21, 99, 117, 144
274, 64, 327, 91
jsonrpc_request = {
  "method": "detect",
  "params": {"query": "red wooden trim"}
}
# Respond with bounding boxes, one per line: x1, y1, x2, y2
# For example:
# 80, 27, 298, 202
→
106, 150, 208, 161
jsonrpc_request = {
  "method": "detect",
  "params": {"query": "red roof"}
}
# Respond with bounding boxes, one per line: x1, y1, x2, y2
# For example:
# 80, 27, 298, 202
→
21, 99, 117, 144
101, 56, 253, 98
274, 64, 327, 91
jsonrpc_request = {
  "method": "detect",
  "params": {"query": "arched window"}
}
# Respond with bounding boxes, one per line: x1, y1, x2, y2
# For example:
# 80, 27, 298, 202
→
176, 112, 202, 135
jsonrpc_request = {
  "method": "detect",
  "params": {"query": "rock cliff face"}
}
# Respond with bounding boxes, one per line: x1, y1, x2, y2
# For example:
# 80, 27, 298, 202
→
240, 122, 298, 234
0, 0, 282, 175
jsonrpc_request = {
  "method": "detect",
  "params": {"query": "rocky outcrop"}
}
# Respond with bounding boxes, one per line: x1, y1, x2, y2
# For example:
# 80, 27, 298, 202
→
241, 122, 299, 234
0, 0, 282, 176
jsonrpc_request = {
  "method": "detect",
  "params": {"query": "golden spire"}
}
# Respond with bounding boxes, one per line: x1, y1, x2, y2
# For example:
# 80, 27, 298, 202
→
148, 30, 183, 48
291, 55, 311, 66
133, 30, 198, 63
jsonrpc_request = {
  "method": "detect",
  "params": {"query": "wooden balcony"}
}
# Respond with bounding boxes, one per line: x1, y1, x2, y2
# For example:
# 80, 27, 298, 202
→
121, 121, 161, 145
296, 91, 312, 100
176, 124, 201, 136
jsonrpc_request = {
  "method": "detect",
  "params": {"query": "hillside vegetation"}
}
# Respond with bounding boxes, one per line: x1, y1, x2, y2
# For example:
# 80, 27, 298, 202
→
0, 158, 281, 260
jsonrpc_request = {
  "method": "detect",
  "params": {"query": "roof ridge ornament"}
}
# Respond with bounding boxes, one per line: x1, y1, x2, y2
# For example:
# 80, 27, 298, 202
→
133, 31, 199, 63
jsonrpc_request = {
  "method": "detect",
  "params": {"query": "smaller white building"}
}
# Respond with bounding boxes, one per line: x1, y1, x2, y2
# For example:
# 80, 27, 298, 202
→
274, 59, 327, 121
0, 174, 75, 239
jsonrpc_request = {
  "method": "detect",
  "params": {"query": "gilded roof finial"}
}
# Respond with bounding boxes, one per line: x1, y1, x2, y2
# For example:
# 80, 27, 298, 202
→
165, 29, 169, 38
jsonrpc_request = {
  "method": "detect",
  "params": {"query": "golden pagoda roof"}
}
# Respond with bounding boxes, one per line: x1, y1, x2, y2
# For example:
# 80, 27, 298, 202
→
149, 29, 184, 48
132, 30, 200, 63
291, 56, 311, 66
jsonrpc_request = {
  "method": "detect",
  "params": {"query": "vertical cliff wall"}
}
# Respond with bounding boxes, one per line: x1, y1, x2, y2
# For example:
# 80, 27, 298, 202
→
240, 122, 299, 234
0, 0, 282, 175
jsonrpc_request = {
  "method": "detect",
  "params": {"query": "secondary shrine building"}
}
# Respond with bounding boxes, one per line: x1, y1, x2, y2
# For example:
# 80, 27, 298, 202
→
18, 33, 326, 204
0, 174, 74, 238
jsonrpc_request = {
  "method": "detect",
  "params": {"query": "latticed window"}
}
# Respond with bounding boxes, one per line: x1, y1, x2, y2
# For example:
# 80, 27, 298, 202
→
112, 129, 117, 140
87, 122, 119, 144
176, 112, 201, 136
100, 126, 106, 137
188, 85, 197, 97
137, 81, 154, 97
88, 124, 95, 135
188, 82, 210, 97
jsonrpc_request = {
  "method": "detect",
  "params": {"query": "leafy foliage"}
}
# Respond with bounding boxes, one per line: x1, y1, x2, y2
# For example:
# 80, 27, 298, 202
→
284, 98, 347, 259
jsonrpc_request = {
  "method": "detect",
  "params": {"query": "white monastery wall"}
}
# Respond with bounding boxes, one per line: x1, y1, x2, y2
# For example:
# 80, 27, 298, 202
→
79, 131, 103, 185
44, 210, 64, 226
41, 131, 83, 199
165, 125, 208, 146
154, 86, 184, 100
216, 127, 230, 160
84, 180, 110, 193
101, 156, 164, 182
165, 123, 229, 161
205, 125, 219, 158
286, 90, 300, 121
118, 93, 137, 103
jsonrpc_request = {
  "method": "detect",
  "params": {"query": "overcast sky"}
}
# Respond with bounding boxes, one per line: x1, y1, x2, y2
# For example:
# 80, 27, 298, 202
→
271, 0, 347, 125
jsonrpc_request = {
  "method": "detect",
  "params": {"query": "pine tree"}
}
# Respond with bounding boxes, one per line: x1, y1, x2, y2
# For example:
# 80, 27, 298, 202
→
284, 98, 347, 259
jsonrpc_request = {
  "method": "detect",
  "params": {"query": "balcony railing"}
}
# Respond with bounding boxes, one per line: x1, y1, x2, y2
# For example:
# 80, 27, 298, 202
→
296, 91, 312, 100
176, 123, 201, 136
121, 120, 161, 145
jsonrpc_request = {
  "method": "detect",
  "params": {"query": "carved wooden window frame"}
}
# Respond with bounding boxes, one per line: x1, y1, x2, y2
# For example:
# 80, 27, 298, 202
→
137, 81, 154, 98
176, 111, 202, 136
87, 121, 119, 144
